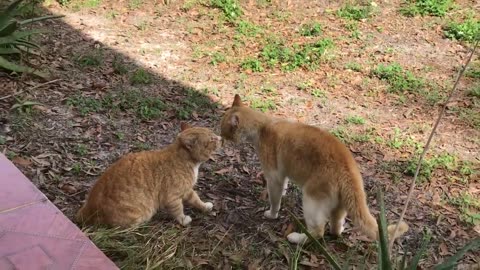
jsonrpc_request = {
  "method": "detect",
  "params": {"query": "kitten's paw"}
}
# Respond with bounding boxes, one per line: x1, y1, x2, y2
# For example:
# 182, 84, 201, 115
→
180, 215, 192, 226
287, 232, 308, 244
264, 210, 278, 219
204, 202, 213, 212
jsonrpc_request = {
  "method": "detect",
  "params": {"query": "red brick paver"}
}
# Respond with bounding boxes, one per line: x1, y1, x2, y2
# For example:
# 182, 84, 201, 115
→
0, 153, 118, 270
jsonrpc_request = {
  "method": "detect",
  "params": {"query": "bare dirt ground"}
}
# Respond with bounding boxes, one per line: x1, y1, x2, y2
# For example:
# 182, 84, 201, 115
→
0, 0, 479, 269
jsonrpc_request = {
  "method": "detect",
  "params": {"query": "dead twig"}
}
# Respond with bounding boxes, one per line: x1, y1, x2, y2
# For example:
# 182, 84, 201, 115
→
388, 39, 479, 254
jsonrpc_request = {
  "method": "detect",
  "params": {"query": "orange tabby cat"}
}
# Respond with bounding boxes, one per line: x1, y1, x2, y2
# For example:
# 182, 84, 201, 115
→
220, 95, 408, 244
76, 123, 221, 227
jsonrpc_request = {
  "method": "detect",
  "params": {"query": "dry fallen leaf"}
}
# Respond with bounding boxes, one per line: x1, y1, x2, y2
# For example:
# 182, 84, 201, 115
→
12, 157, 32, 167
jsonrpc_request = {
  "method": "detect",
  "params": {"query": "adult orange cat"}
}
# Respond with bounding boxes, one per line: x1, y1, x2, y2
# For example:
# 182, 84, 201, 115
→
76, 123, 222, 227
220, 95, 408, 244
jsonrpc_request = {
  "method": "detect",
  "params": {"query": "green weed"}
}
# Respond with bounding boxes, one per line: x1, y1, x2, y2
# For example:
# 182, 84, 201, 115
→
75, 50, 103, 68
128, 0, 143, 9
72, 163, 82, 175
405, 153, 457, 181
75, 144, 89, 156
372, 63, 424, 93
210, 0, 242, 21
130, 69, 153, 85
210, 52, 226, 66
465, 62, 480, 78
469, 85, 480, 98
236, 20, 262, 37
458, 103, 480, 130
300, 22, 322, 37
345, 115, 365, 125
449, 192, 480, 225
112, 56, 129, 75
345, 61, 362, 71
176, 89, 217, 119
311, 89, 326, 98
337, 3, 373, 21
399, 0, 452, 17
241, 58, 264, 72
443, 18, 480, 42
69, 0, 101, 9
248, 97, 276, 112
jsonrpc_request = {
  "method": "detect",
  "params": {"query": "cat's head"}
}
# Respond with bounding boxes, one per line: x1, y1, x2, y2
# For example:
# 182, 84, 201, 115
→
220, 94, 258, 143
178, 123, 222, 162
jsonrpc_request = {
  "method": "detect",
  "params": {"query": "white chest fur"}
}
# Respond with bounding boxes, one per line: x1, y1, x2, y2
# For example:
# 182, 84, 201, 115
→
193, 164, 200, 184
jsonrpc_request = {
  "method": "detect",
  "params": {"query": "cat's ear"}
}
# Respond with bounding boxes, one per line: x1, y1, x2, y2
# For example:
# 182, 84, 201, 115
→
180, 122, 192, 131
232, 94, 243, 107
180, 134, 196, 151
230, 113, 239, 128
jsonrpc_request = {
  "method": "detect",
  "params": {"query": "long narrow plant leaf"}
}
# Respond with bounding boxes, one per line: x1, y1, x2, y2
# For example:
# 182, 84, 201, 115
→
0, 47, 20, 54
19, 14, 64, 25
0, 29, 44, 45
287, 209, 342, 270
0, 0, 23, 21
406, 230, 431, 270
433, 237, 480, 270
0, 21, 18, 36
0, 55, 47, 78
377, 190, 392, 270
14, 39, 40, 49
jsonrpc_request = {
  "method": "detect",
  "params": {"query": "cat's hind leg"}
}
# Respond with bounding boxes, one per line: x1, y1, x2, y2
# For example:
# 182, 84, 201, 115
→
287, 192, 334, 244
166, 199, 191, 226
330, 205, 347, 236
264, 171, 287, 219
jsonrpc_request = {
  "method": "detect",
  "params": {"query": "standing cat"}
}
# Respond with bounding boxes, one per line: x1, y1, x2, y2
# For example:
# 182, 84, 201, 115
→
76, 123, 222, 227
220, 95, 408, 244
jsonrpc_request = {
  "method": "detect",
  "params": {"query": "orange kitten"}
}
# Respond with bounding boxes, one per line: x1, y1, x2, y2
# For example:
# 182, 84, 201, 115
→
76, 123, 222, 227
220, 95, 408, 244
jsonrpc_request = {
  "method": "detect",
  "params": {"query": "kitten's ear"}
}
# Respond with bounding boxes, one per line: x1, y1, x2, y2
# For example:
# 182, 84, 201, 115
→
230, 113, 239, 128
180, 122, 192, 131
232, 94, 243, 107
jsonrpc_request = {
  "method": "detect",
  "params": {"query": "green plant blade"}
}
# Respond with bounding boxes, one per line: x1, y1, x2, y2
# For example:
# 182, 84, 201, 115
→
19, 15, 64, 25
0, 0, 23, 20
0, 21, 18, 37
0, 29, 44, 45
0, 47, 20, 54
14, 39, 40, 49
377, 190, 392, 270
434, 237, 480, 270
0, 55, 47, 78
287, 209, 342, 270
406, 230, 431, 270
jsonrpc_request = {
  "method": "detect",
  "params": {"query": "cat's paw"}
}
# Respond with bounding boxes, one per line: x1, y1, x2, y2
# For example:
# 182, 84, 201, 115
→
287, 232, 308, 244
264, 210, 278, 219
180, 215, 192, 226
204, 202, 213, 212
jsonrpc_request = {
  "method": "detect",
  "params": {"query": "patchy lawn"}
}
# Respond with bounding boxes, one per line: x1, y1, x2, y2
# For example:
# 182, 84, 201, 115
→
0, 0, 479, 268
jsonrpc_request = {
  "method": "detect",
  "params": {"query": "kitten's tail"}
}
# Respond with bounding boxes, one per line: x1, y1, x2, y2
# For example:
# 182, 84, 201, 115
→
339, 172, 409, 241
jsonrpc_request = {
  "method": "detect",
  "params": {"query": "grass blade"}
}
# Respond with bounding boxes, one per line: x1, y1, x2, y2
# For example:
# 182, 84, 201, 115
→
377, 190, 392, 270
406, 230, 431, 270
433, 237, 480, 270
287, 209, 342, 270
0, 47, 20, 54
19, 15, 64, 25
0, 55, 47, 78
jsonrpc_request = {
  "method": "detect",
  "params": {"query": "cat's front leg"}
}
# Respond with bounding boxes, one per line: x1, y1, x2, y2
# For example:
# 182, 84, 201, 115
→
184, 190, 214, 212
166, 199, 191, 226
264, 172, 286, 219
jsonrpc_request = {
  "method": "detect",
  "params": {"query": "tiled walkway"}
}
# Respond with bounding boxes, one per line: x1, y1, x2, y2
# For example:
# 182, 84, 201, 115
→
0, 153, 118, 270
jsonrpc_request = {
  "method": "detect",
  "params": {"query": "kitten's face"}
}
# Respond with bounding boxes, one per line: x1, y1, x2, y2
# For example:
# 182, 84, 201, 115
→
179, 127, 222, 162
220, 95, 249, 144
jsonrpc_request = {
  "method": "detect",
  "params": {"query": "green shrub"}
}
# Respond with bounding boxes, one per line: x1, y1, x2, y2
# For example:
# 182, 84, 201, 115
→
337, 3, 372, 21
372, 63, 424, 93
210, 0, 242, 21
399, 0, 452, 17
443, 18, 480, 42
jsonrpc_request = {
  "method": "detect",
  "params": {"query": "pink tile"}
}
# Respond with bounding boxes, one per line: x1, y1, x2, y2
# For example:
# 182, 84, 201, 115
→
0, 154, 46, 212
0, 200, 85, 241
6, 245, 54, 270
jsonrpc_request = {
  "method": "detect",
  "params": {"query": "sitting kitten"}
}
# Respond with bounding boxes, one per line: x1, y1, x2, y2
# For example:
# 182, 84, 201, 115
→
76, 123, 221, 227
220, 95, 408, 244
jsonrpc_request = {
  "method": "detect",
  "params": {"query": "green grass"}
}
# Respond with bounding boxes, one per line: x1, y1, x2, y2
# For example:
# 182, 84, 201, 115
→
128, 0, 143, 9
176, 89, 217, 119
75, 50, 103, 68
337, 3, 373, 21
458, 102, 480, 130
67, 90, 167, 120
236, 20, 262, 37
112, 56, 129, 75
210, 52, 226, 66
331, 126, 374, 144
443, 17, 480, 42
345, 61, 362, 71
85, 225, 185, 269
247, 38, 333, 71
372, 63, 424, 93
405, 153, 457, 181
68, 0, 101, 9
449, 192, 480, 225
465, 62, 480, 78
469, 85, 480, 98
247, 96, 276, 112
75, 144, 89, 156
130, 68, 153, 85
299, 22, 322, 37
345, 115, 365, 125
210, 0, 243, 21
241, 58, 264, 72
399, 0, 453, 17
